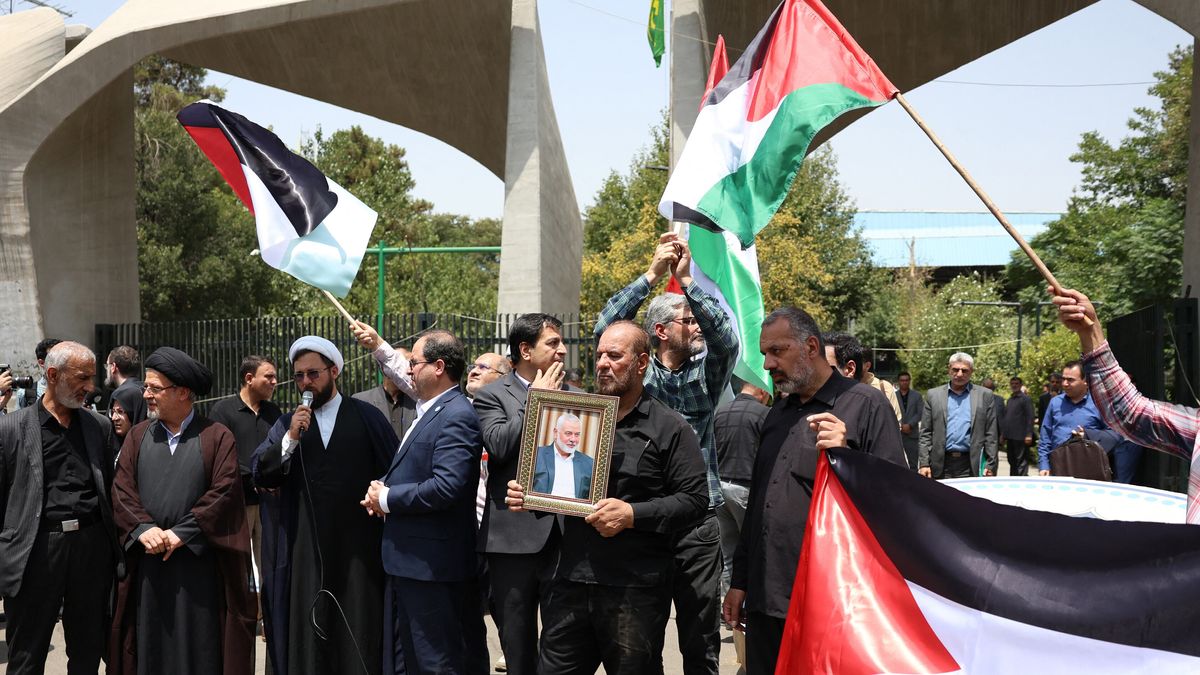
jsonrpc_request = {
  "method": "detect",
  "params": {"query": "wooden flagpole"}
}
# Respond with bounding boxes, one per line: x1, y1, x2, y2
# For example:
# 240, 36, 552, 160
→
321, 289, 357, 324
893, 92, 1091, 324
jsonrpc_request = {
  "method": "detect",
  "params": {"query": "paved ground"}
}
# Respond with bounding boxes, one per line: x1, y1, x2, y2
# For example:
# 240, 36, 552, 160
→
5, 453, 1030, 673
4, 610, 744, 674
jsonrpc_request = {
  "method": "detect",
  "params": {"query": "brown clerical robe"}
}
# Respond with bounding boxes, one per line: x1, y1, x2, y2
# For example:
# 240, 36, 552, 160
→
108, 415, 255, 675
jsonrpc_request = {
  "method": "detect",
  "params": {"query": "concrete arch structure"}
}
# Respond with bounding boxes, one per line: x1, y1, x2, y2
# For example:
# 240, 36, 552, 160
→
0, 0, 581, 367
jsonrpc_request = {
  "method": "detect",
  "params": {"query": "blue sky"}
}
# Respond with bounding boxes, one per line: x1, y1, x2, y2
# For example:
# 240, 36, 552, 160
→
40, 0, 1193, 220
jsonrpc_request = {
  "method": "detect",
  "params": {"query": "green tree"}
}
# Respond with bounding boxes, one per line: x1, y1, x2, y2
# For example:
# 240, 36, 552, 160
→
897, 275, 1018, 391
1005, 46, 1190, 317
135, 57, 290, 320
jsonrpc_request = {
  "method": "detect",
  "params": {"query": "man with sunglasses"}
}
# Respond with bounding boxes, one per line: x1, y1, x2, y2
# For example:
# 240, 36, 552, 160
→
593, 231, 738, 675
252, 336, 400, 675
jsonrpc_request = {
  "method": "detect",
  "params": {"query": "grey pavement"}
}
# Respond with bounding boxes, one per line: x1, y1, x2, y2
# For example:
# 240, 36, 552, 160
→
6, 608, 744, 674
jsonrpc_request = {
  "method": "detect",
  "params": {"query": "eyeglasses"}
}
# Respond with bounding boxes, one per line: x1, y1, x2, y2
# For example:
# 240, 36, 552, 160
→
469, 363, 496, 373
409, 359, 438, 369
670, 316, 699, 326
142, 384, 177, 395
292, 367, 331, 383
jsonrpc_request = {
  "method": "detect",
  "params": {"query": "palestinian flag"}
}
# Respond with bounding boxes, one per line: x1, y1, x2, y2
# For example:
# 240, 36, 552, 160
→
677, 35, 771, 394
659, 0, 897, 248
177, 101, 377, 297
776, 448, 1200, 674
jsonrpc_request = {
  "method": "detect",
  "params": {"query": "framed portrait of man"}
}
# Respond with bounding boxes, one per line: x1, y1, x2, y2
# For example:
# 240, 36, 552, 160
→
515, 388, 619, 516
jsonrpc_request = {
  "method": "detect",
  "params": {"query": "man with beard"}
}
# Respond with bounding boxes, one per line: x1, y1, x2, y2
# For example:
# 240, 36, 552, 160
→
507, 320, 709, 673
0, 342, 121, 675
105, 346, 147, 425
531, 413, 593, 499
471, 314, 571, 675
109, 346, 255, 675
724, 308, 905, 675
593, 232, 737, 674
252, 336, 399, 675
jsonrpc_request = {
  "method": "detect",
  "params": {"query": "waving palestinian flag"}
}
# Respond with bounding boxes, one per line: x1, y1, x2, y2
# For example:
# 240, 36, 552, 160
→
660, 0, 897, 247
178, 101, 377, 297
778, 448, 1200, 674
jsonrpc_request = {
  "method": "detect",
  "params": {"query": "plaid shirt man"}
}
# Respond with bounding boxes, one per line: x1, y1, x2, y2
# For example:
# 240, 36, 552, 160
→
594, 275, 737, 508
1083, 340, 1200, 523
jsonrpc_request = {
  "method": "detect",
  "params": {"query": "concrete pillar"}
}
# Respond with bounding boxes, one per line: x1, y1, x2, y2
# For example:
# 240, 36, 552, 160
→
0, 9, 67, 369
497, 0, 583, 316
669, 0, 710, 166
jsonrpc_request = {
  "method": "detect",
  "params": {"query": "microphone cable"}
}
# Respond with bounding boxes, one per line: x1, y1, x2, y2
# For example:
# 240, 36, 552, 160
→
292, 398, 372, 675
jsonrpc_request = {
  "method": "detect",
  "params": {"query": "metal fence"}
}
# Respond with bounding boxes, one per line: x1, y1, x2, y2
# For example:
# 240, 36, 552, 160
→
95, 313, 599, 413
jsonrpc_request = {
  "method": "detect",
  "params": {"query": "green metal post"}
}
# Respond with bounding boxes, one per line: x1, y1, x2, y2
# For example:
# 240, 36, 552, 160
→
376, 240, 387, 334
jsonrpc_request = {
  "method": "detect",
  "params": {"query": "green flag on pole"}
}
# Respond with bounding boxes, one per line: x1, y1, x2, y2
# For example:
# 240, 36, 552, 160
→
647, 0, 665, 67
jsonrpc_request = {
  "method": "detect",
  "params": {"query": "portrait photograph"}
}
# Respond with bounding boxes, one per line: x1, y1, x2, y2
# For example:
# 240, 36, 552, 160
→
516, 388, 619, 517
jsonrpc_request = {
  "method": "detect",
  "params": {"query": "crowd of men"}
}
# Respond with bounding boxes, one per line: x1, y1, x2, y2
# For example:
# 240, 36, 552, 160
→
0, 232, 1187, 675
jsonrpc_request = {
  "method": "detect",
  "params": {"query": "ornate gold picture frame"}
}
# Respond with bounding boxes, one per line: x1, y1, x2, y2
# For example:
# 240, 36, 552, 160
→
515, 388, 619, 517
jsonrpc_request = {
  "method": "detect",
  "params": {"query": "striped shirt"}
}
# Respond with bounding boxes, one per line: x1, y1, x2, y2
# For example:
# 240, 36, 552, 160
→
1083, 340, 1200, 523
594, 275, 738, 508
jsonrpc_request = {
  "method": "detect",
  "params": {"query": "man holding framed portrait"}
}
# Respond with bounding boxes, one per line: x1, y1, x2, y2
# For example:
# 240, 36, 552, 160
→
507, 320, 709, 673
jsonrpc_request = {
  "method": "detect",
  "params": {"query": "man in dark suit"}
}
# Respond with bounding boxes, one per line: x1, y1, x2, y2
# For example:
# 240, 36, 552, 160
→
896, 372, 923, 471
472, 313, 572, 675
530, 412, 593, 499
918, 352, 998, 479
0, 342, 121, 674
363, 329, 488, 674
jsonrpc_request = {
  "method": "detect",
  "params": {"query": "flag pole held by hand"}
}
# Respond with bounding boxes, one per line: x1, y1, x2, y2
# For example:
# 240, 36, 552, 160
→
321, 290, 356, 324
893, 92, 1092, 325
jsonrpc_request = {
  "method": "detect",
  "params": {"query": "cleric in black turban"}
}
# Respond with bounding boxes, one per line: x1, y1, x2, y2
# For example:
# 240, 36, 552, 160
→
143, 347, 214, 396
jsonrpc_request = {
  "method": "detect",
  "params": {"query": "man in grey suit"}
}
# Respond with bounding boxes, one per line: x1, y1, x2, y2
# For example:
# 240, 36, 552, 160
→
473, 313, 575, 675
918, 352, 998, 479
353, 349, 418, 439
896, 372, 923, 471
0, 342, 122, 674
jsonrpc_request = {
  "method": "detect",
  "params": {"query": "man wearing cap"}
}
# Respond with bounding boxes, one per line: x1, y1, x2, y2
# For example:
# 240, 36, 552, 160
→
252, 336, 400, 675
109, 346, 255, 675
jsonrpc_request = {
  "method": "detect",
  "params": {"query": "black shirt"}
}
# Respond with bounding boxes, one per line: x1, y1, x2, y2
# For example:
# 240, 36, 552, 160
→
208, 394, 282, 504
1000, 392, 1034, 441
39, 400, 100, 521
714, 393, 769, 484
557, 393, 708, 588
732, 369, 906, 618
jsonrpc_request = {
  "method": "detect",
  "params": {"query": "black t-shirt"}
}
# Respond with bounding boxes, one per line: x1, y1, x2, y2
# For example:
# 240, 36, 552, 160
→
208, 394, 282, 504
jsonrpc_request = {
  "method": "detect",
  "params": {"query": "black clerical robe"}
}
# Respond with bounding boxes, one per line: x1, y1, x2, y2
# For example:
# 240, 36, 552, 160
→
109, 416, 255, 675
252, 397, 399, 675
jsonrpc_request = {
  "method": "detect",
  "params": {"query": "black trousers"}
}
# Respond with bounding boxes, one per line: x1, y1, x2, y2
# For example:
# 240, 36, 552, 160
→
1004, 438, 1029, 475
486, 531, 559, 675
744, 612, 786, 675
4, 523, 115, 675
388, 576, 488, 675
938, 452, 972, 479
538, 579, 672, 675
671, 511, 722, 674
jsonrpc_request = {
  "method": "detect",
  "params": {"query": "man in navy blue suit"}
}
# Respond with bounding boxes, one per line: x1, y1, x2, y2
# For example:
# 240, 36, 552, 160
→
531, 412, 593, 500
360, 328, 488, 674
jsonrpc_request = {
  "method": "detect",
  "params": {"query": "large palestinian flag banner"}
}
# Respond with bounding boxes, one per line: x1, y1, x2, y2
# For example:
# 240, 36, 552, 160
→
778, 448, 1200, 674
660, 0, 897, 248
178, 101, 377, 297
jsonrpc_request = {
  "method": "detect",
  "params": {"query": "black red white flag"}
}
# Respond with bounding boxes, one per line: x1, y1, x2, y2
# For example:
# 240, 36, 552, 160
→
777, 447, 1200, 674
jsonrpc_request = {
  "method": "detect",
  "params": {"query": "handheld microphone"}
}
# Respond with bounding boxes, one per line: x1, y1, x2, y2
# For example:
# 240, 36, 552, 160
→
299, 391, 313, 432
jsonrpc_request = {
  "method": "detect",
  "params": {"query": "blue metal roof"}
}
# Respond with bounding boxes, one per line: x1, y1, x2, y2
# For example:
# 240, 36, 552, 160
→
853, 211, 1061, 268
